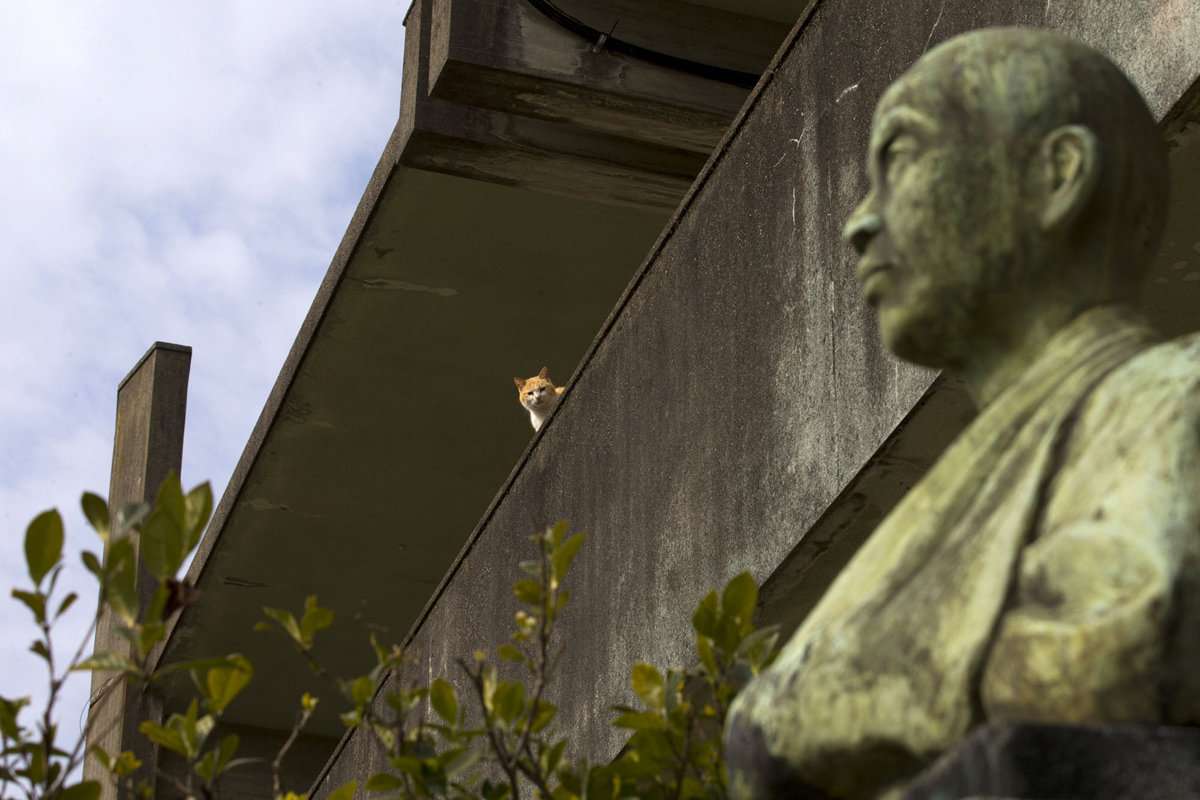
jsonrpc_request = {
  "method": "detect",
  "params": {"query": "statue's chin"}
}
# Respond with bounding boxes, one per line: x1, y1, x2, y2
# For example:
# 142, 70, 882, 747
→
879, 319, 953, 370
724, 711, 832, 800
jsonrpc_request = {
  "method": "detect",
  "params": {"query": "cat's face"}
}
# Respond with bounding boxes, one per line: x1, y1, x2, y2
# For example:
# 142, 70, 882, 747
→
515, 368, 557, 410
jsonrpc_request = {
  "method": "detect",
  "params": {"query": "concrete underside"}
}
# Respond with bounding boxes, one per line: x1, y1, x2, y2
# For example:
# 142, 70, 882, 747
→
305, 0, 1200, 795
158, 161, 669, 737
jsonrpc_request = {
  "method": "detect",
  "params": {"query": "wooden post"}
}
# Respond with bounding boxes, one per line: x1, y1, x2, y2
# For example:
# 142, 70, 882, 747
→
84, 342, 191, 800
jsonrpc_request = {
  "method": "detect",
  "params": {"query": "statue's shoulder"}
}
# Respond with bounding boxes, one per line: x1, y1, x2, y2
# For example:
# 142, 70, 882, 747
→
1119, 333, 1200, 391
1080, 333, 1200, 444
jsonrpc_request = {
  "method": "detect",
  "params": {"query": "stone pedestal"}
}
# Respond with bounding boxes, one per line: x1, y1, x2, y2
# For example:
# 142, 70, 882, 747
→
899, 723, 1200, 800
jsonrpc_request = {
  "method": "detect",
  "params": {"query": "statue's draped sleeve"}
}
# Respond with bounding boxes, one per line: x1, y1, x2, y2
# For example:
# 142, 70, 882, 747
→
982, 334, 1200, 724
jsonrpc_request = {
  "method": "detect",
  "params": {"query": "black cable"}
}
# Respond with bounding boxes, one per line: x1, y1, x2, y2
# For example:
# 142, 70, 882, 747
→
523, 0, 761, 89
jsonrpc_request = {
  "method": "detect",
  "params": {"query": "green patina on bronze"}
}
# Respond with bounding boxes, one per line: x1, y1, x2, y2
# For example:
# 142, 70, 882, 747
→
725, 28, 1200, 800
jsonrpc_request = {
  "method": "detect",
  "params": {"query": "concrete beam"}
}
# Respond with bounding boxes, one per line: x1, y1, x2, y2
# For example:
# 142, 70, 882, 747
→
427, 0, 791, 153
400, 0, 710, 211
85, 342, 191, 800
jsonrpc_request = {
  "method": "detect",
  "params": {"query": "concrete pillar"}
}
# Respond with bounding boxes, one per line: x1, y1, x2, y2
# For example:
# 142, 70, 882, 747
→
84, 342, 191, 800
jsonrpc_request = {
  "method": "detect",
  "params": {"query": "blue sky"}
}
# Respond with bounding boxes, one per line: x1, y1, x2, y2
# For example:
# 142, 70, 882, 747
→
0, 0, 404, 758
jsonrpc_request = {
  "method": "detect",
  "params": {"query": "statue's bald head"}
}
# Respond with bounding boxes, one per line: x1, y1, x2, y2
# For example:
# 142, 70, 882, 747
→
908, 28, 1168, 287
845, 28, 1169, 374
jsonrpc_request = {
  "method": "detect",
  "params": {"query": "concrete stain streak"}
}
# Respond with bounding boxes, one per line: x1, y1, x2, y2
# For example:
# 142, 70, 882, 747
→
772, 136, 804, 169
353, 277, 459, 297
835, 83, 860, 104
924, 0, 947, 54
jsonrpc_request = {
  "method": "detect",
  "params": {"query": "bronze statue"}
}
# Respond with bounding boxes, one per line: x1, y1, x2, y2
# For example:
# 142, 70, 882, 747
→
726, 27, 1200, 800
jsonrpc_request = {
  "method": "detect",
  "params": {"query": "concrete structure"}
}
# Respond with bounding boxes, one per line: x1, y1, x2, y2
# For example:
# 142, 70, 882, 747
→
86, 343, 191, 800
104, 0, 1199, 797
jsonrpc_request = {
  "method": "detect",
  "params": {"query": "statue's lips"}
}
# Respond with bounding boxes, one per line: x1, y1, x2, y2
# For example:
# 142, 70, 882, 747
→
857, 261, 892, 305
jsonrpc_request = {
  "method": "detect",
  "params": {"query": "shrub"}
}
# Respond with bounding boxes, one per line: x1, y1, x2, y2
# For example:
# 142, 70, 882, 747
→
6, 479, 778, 800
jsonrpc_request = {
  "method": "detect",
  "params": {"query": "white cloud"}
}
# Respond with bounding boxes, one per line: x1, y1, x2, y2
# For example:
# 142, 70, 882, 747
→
0, 0, 404, 775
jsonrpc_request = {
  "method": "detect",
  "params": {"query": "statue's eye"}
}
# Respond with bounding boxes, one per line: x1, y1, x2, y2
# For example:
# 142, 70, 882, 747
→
883, 135, 918, 175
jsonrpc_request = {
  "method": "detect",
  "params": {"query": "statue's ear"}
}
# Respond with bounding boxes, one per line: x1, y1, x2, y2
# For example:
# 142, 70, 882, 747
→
1040, 125, 1101, 232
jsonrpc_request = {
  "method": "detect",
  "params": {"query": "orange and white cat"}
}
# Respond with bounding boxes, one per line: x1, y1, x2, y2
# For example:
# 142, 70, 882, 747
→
514, 367, 564, 431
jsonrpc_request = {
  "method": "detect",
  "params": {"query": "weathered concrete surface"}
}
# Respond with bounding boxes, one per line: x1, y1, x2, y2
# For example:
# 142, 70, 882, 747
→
402, 0, 710, 212
428, 0, 790, 151
309, 0, 1200, 795
85, 342, 191, 800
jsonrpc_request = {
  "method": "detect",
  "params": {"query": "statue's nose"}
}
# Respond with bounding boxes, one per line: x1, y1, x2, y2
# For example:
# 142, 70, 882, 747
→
844, 208, 883, 255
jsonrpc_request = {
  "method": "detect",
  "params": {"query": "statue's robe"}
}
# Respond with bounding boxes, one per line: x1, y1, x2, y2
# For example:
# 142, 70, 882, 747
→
729, 306, 1200, 799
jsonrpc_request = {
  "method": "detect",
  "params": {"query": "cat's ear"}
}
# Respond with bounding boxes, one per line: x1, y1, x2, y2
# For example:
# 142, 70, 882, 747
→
555, 387, 564, 395
515, 377, 526, 388
539, 367, 549, 379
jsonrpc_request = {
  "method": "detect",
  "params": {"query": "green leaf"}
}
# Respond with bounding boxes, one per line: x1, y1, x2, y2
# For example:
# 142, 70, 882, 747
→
155, 472, 187, 530
11, 590, 46, 624
216, 733, 239, 775
443, 747, 481, 779
493, 682, 525, 725
513, 580, 542, 606
25, 510, 63, 586
153, 655, 242, 681
552, 533, 586, 584
529, 700, 556, 733
692, 589, 719, 639
611, 710, 665, 731
194, 749, 216, 783
139, 720, 186, 755
262, 607, 304, 646
104, 539, 139, 625
111, 751, 141, 778
81, 551, 102, 576
326, 782, 358, 800
115, 502, 149, 534
55, 592, 79, 620
81, 493, 110, 542
430, 678, 458, 725
29, 641, 50, 663
548, 520, 568, 548
184, 482, 213, 551
389, 755, 422, 776
59, 781, 102, 800
139, 509, 186, 581
89, 746, 111, 772
365, 772, 405, 792
300, 596, 334, 644
630, 663, 664, 711
721, 572, 757, 628
74, 652, 138, 673
0, 697, 29, 739
542, 738, 567, 775
497, 644, 524, 662
696, 634, 717, 677
349, 676, 374, 707
205, 655, 253, 712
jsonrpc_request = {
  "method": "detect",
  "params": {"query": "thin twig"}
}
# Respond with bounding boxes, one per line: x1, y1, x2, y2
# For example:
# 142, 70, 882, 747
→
272, 706, 313, 799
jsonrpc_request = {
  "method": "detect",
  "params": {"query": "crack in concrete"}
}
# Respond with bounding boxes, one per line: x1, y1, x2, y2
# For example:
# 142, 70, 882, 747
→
924, 0, 947, 54
835, 82, 860, 104
352, 277, 459, 296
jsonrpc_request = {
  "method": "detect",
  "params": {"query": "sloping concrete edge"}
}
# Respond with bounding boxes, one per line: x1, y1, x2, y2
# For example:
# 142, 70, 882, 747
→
149, 118, 408, 672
